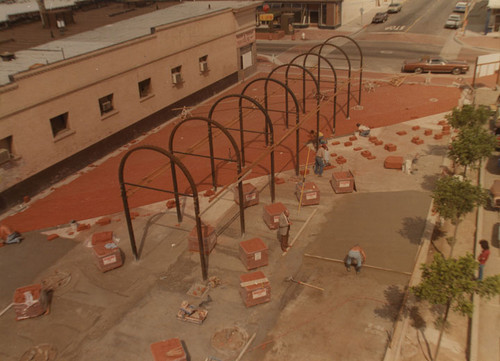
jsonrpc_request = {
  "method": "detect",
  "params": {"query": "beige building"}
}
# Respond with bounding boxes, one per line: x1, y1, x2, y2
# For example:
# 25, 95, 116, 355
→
0, 1, 261, 209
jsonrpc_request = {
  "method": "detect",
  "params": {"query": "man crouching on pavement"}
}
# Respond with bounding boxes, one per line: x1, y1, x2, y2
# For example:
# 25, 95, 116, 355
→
345, 244, 367, 274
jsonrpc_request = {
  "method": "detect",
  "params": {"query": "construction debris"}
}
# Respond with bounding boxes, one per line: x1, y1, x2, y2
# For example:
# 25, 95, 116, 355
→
176, 300, 208, 325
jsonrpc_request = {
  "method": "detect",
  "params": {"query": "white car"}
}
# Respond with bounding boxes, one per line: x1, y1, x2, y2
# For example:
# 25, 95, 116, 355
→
387, 2, 402, 13
445, 14, 462, 28
454, 1, 467, 12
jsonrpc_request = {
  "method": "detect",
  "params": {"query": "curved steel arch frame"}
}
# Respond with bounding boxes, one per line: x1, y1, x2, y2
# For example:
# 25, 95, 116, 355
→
167, 116, 246, 235
323, 35, 364, 105
118, 145, 210, 280
241, 77, 301, 178
268, 64, 321, 174
310, 42, 352, 119
208, 93, 279, 202
290, 51, 338, 134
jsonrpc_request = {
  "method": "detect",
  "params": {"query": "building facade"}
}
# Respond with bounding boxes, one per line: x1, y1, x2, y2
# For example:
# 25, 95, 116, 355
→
0, 1, 261, 209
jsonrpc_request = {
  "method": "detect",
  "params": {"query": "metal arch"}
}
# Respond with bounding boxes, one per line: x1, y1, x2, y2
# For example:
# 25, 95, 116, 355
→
268, 63, 321, 177
118, 145, 209, 280
290, 51, 339, 135
167, 116, 246, 235
241, 77, 301, 178
310, 42, 352, 119
323, 35, 364, 104
207, 94, 277, 202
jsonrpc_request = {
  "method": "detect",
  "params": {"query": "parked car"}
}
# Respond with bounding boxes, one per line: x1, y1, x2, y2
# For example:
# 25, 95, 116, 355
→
454, 1, 467, 12
445, 14, 462, 28
490, 180, 500, 209
372, 12, 389, 23
401, 56, 469, 74
387, 2, 402, 13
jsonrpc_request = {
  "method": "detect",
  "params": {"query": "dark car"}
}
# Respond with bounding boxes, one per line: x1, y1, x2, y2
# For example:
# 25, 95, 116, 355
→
387, 3, 402, 13
372, 12, 389, 23
401, 56, 469, 74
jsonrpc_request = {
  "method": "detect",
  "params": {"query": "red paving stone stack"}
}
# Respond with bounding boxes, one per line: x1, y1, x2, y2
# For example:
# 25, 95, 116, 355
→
412, 125, 420, 131
344, 141, 352, 147
239, 271, 271, 307
384, 143, 397, 152
384, 156, 404, 169
13, 284, 49, 320
424, 129, 433, 136
411, 136, 424, 145
188, 224, 217, 254
234, 183, 259, 208
92, 231, 113, 245
396, 130, 407, 136
330, 170, 356, 193
262, 202, 287, 230
150, 338, 187, 361
361, 150, 372, 158
239, 238, 268, 270
349, 135, 357, 141
435, 133, 444, 139
93, 242, 123, 272
331, 141, 340, 145
336, 156, 347, 164
295, 182, 320, 206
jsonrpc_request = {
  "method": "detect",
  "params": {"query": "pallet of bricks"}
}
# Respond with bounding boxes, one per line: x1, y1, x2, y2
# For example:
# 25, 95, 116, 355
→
239, 271, 271, 307
13, 284, 49, 320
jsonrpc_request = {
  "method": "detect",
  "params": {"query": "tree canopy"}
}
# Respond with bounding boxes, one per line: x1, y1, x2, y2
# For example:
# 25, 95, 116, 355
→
448, 124, 496, 172
445, 104, 490, 129
412, 253, 500, 317
432, 175, 489, 225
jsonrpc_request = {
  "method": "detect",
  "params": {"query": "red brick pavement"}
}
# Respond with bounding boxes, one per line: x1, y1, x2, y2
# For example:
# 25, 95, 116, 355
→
0, 68, 466, 233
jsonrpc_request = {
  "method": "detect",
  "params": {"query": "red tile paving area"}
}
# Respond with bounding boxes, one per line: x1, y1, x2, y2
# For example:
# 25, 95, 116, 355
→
0, 70, 463, 233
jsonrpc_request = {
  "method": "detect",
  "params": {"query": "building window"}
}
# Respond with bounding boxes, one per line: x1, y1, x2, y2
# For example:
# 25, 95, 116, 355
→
138, 78, 152, 98
0, 136, 12, 165
50, 112, 69, 138
99, 94, 114, 115
171, 66, 182, 85
199, 55, 208, 73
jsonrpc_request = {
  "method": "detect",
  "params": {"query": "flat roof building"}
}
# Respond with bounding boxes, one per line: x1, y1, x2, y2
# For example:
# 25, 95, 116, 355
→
0, 1, 261, 210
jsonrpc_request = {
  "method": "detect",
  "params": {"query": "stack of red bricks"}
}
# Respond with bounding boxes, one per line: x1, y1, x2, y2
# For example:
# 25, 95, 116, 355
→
411, 136, 424, 145
262, 202, 287, 230
369, 136, 383, 146
295, 181, 320, 206
13, 284, 49, 321
239, 271, 271, 307
91, 231, 123, 272
234, 183, 259, 208
239, 238, 268, 270
150, 338, 187, 361
188, 223, 217, 254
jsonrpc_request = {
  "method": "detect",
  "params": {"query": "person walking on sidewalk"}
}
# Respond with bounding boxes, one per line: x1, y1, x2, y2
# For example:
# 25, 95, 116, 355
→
278, 209, 291, 251
478, 239, 490, 281
314, 145, 326, 177
345, 245, 367, 274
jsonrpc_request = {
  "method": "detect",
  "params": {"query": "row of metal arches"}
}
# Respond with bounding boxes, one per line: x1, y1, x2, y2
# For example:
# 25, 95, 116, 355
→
118, 35, 363, 280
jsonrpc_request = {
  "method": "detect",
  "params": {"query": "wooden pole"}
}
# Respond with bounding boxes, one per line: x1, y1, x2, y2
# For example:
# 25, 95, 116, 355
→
304, 253, 412, 276
234, 332, 256, 361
